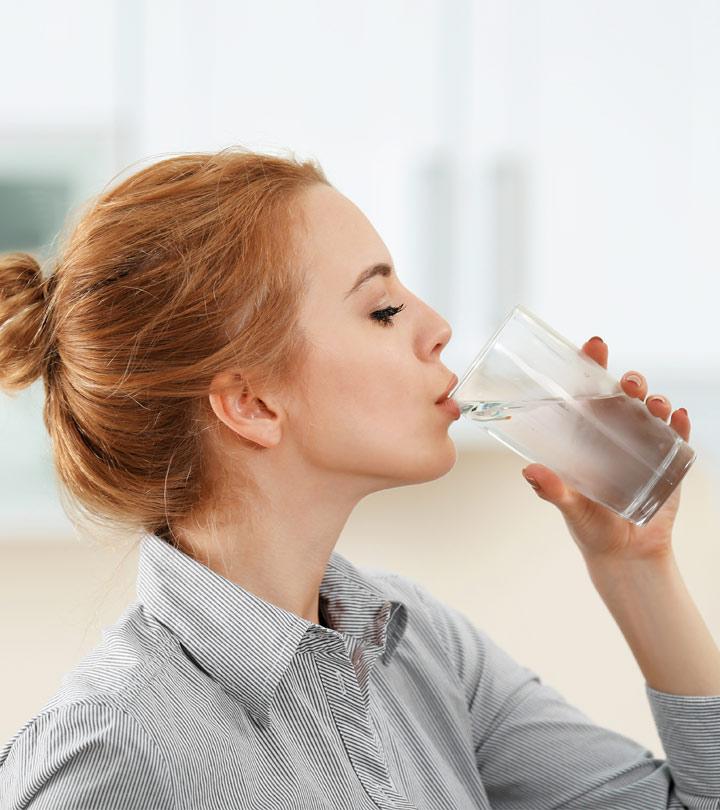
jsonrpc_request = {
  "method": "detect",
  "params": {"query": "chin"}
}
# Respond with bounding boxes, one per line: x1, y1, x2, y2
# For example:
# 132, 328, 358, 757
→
388, 437, 458, 488
427, 436, 458, 479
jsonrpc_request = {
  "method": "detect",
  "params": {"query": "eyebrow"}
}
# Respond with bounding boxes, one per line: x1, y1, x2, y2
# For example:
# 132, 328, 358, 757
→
343, 262, 393, 300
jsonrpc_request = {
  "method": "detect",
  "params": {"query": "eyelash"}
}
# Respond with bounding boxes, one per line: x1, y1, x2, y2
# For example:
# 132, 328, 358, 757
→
370, 303, 406, 327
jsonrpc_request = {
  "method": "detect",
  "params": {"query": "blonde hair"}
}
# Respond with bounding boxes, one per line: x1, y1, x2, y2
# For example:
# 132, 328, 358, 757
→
0, 148, 330, 547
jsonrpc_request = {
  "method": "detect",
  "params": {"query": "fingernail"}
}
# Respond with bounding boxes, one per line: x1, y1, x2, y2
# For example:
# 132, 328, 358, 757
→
588, 336, 604, 345
647, 395, 667, 406
625, 374, 643, 387
523, 472, 541, 490
679, 407, 688, 416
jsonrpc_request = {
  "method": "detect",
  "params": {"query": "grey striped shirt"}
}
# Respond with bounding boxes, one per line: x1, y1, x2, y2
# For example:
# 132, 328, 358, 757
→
1, 531, 719, 809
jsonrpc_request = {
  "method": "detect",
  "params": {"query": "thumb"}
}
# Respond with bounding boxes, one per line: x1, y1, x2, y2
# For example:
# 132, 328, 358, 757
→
521, 464, 591, 522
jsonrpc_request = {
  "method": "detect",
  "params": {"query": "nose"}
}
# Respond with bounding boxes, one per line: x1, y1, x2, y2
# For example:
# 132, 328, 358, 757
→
432, 319, 452, 354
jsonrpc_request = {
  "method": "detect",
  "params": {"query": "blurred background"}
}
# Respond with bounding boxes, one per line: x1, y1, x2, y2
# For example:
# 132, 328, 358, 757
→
1, 0, 719, 760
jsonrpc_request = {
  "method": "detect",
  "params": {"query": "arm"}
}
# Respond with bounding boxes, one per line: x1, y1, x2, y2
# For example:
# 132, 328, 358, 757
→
586, 550, 720, 806
411, 580, 720, 809
510, 339, 720, 804
585, 551, 720, 696
0, 702, 175, 809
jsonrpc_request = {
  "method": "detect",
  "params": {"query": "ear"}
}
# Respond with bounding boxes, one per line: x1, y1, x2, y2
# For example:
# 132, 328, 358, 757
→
208, 370, 282, 449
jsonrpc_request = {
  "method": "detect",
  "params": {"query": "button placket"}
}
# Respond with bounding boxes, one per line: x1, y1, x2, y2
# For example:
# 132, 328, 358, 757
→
316, 656, 413, 809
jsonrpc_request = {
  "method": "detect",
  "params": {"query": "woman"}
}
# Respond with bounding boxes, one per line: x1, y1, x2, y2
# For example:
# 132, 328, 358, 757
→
0, 148, 717, 809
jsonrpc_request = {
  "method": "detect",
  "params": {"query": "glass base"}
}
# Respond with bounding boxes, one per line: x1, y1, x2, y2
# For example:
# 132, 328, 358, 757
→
623, 437, 696, 526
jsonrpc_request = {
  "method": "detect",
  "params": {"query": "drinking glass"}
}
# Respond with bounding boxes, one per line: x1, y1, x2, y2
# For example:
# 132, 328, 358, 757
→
448, 305, 696, 526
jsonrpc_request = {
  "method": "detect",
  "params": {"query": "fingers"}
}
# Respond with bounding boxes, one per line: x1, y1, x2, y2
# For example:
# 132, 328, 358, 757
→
669, 408, 691, 442
581, 336, 608, 369
620, 369, 691, 442
621, 370, 649, 400
583, 338, 691, 443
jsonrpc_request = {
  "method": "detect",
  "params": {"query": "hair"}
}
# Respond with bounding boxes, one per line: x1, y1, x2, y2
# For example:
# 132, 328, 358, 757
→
0, 147, 331, 551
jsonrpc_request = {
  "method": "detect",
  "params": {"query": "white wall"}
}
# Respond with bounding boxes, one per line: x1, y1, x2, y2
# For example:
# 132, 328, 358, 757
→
2, 1, 718, 540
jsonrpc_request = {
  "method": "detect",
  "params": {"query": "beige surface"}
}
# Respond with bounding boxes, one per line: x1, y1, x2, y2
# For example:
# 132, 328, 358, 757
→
2, 446, 719, 761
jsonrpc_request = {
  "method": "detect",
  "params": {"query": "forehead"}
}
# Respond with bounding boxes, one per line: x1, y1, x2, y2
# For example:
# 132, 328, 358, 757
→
294, 184, 390, 286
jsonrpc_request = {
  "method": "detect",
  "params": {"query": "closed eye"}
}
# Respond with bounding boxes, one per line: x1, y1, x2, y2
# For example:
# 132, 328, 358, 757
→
370, 303, 405, 327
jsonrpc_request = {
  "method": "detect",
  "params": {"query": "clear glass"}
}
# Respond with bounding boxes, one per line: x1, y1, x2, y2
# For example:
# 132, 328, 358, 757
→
449, 305, 696, 526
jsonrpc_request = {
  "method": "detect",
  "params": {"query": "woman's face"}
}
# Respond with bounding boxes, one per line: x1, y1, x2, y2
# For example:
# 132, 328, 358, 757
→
290, 183, 459, 490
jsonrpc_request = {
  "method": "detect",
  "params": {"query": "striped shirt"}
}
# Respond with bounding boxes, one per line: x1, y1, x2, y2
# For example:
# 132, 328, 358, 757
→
1, 531, 719, 809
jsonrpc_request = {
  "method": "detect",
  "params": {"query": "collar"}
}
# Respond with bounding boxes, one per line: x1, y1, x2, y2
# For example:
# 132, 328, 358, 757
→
136, 532, 408, 729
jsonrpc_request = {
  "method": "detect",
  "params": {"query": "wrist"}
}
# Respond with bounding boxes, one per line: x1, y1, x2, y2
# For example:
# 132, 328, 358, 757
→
583, 548, 681, 634
584, 547, 677, 590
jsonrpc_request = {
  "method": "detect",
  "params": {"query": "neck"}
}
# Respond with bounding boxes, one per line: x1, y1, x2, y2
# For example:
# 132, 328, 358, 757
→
170, 493, 359, 626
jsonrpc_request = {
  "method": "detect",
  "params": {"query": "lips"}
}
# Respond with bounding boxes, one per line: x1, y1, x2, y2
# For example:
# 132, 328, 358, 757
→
435, 374, 459, 404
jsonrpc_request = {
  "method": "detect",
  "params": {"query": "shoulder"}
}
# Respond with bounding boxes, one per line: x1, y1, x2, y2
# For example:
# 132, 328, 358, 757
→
358, 564, 471, 664
358, 564, 426, 602
358, 562, 468, 639
359, 565, 538, 698
0, 602, 179, 808
38, 601, 176, 714
0, 700, 174, 809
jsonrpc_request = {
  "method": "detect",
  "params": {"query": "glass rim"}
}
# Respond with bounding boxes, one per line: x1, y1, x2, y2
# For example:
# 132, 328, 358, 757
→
448, 303, 534, 400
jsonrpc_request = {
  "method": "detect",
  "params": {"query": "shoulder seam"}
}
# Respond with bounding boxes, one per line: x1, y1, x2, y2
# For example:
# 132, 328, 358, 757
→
3, 630, 178, 767
41, 604, 178, 717
1, 701, 177, 809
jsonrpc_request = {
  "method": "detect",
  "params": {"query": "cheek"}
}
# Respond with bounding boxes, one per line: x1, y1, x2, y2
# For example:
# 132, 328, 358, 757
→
293, 353, 432, 460
301, 359, 396, 428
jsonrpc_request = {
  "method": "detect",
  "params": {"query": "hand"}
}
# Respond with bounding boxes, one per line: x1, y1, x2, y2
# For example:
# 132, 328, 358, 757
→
521, 336, 691, 564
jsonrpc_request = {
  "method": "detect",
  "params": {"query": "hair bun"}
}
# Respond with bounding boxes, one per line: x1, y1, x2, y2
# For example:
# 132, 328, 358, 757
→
1, 250, 42, 286
0, 251, 53, 391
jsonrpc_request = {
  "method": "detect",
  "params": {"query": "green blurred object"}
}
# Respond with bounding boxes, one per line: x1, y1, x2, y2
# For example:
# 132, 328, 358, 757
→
0, 178, 70, 253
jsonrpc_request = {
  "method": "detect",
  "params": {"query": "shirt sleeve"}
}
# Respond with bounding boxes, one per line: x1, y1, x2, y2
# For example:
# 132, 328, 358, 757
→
0, 701, 175, 809
410, 581, 720, 810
